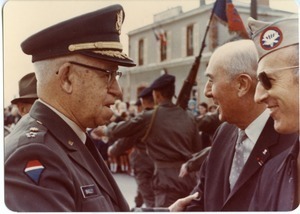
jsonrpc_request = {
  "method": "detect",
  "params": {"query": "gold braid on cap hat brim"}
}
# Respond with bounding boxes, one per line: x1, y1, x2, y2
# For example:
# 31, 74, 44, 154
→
92, 50, 128, 59
68, 41, 123, 51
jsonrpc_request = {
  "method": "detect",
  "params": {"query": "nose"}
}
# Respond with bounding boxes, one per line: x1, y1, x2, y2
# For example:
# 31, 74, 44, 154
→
107, 78, 123, 100
204, 81, 213, 98
254, 82, 268, 104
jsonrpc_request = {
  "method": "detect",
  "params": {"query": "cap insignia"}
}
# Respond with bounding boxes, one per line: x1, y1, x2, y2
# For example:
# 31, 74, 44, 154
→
116, 10, 123, 35
260, 26, 283, 50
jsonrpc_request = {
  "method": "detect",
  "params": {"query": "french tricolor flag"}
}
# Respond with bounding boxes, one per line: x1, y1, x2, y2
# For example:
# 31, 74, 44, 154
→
24, 160, 45, 184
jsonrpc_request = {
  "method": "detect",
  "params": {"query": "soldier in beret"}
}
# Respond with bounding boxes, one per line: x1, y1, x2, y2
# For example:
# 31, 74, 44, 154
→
106, 86, 156, 208
11, 72, 38, 117
104, 73, 203, 207
248, 15, 299, 211
5, 5, 134, 212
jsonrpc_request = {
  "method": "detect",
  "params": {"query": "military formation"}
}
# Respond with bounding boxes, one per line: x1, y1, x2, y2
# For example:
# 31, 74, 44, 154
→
4, 3, 299, 212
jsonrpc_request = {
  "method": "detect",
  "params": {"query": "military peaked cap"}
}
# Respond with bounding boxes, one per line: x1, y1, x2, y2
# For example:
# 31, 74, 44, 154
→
21, 4, 135, 67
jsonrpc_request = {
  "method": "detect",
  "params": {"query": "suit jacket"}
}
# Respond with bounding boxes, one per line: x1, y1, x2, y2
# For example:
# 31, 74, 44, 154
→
186, 118, 298, 211
5, 101, 129, 212
249, 140, 299, 211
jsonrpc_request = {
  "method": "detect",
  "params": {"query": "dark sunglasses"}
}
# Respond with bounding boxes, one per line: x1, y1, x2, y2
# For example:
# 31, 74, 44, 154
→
68, 61, 122, 86
257, 65, 299, 90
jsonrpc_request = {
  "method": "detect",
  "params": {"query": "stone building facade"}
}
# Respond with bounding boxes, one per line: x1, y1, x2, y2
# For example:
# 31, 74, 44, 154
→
119, 1, 293, 105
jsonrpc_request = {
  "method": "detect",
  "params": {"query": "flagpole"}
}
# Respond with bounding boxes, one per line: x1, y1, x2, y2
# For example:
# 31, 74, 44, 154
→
176, 1, 218, 110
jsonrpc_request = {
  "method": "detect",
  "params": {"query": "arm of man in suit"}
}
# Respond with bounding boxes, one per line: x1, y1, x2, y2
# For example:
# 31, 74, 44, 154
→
179, 146, 211, 177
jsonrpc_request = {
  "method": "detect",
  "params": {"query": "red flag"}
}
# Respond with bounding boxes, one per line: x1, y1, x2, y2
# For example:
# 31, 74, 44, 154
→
214, 0, 249, 38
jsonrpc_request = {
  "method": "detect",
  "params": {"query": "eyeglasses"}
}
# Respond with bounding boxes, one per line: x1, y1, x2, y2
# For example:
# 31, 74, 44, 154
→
68, 61, 122, 86
257, 65, 299, 90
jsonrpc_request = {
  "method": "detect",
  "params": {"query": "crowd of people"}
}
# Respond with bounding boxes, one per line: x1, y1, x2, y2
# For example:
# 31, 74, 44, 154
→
4, 3, 299, 212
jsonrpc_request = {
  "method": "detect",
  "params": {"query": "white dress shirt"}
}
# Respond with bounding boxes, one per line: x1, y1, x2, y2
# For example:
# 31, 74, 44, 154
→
241, 109, 270, 163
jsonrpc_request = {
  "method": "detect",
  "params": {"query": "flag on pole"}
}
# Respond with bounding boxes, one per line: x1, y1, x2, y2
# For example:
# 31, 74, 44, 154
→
153, 28, 167, 46
214, 0, 249, 38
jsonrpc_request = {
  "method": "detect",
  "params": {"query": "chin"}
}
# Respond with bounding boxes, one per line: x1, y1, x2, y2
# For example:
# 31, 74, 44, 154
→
274, 120, 298, 134
95, 111, 114, 126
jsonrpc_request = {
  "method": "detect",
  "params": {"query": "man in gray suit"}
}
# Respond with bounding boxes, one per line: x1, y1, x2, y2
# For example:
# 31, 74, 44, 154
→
184, 39, 298, 211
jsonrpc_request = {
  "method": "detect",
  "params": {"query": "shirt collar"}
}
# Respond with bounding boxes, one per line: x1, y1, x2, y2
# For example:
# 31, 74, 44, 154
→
244, 109, 270, 144
39, 99, 87, 144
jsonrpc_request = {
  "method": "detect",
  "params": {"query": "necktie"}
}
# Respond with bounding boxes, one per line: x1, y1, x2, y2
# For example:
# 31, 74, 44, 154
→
229, 129, 247, 190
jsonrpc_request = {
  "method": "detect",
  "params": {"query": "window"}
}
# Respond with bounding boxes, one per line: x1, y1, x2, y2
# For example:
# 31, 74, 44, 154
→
160, 31, 167, 61
187, 25, 194, 56
138, 39, 144, 65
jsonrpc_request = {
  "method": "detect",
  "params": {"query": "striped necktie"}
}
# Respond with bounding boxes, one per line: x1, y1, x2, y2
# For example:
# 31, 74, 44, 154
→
229, 129, 247, 190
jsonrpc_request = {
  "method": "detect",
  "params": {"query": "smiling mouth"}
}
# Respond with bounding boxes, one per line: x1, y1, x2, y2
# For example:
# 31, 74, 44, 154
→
268, 105, 279, 115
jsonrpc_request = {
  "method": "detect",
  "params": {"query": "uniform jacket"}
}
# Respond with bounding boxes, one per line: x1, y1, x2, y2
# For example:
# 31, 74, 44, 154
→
249, 140, 299, 211
186, 118, 298, 211
107, 101, 202, 162
107, 101, 202, 206
5, 101, 129, 212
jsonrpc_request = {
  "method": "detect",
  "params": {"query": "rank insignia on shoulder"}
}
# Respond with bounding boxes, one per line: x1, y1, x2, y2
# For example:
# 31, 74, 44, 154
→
26, 127, 40, 138
30, 127, 39, 132
24, 160, 45, 184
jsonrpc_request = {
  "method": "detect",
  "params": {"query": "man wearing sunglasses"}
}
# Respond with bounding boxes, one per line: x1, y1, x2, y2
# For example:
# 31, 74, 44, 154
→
248, 16, 299, 211
5, 5, 135, 212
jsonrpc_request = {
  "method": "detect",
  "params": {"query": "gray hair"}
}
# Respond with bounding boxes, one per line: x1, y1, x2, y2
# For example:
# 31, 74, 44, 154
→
212, 40, 258, 79
33, 55, 75, 98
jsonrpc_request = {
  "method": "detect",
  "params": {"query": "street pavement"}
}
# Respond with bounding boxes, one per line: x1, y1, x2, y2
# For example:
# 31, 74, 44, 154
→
113, 172, 137, 209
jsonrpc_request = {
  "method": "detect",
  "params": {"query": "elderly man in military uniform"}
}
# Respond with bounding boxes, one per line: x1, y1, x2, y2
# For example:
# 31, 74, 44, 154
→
5, 5, 134, 212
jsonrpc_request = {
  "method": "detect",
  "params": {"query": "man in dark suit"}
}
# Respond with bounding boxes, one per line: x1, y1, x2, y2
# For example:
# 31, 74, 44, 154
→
184, 39, 298, 211
5, 5, 135, 212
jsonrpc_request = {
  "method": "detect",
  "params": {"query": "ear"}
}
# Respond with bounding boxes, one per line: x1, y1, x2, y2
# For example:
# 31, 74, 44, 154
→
236, 74, 253, 97
56, 63, 73, 94
153, 90, 160, 98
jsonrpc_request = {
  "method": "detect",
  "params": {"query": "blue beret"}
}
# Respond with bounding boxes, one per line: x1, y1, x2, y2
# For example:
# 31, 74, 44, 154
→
21, 4, 135, 67
138, 86, 153, 98
149, 73, 175, 90
135, 99, 142, 106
